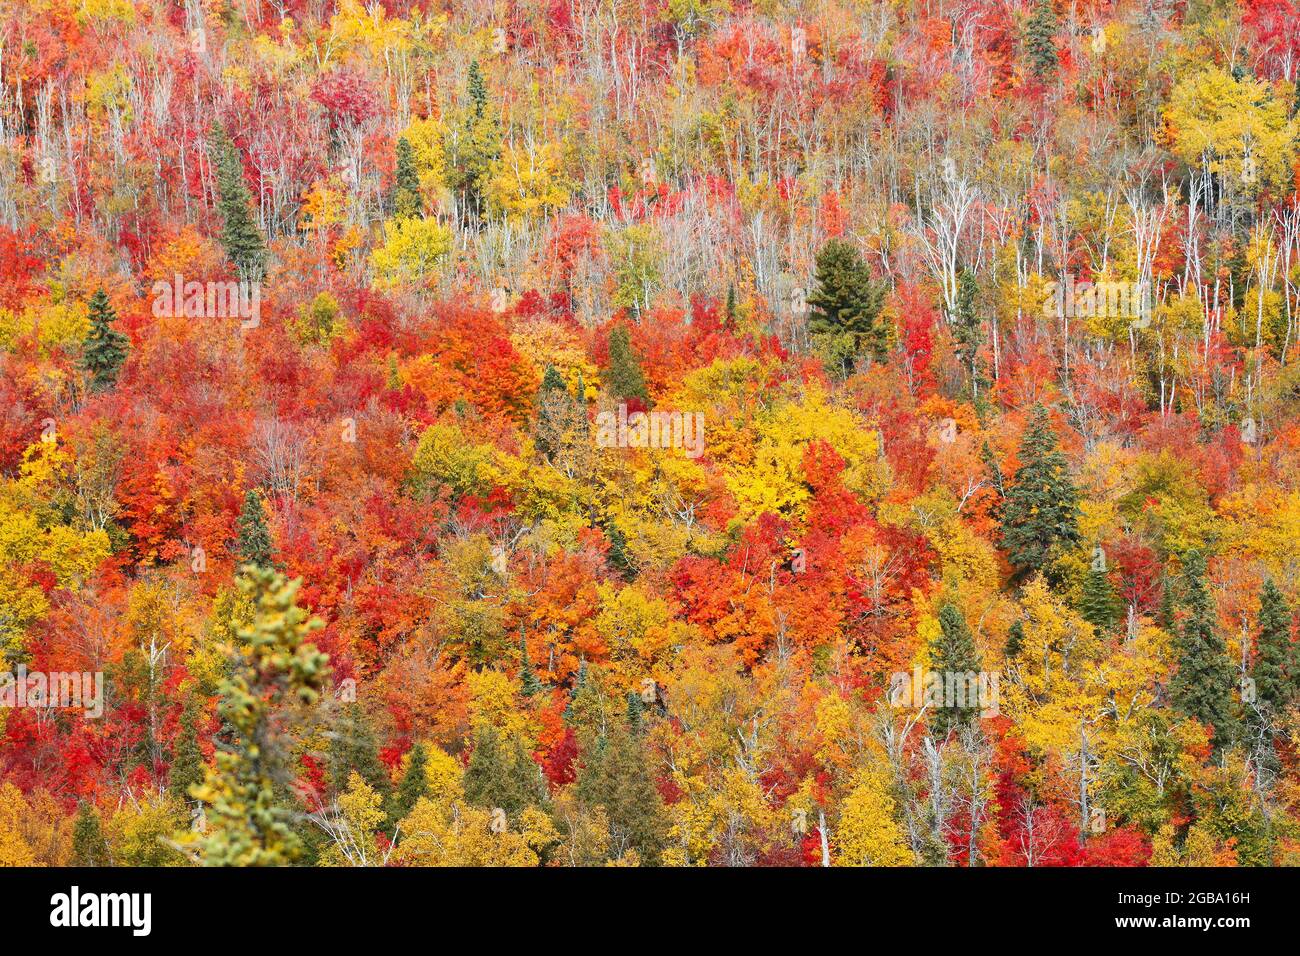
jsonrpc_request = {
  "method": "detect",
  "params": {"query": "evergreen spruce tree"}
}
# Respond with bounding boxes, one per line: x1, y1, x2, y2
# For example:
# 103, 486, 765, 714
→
1079, 565, 1120, 635
574, 715, 668, 864
952, 268, 985, 396
999, 405, 1081, 577
724, 283, 737, 325
606, 324, 650, 404
626, 690, 645, 733
519, 632, 544, 697
169, 697, 206, 802
463, 726, 545, 816
563, 659, 588, 723
1169, 553, 1238, 753
444, 61, 501, 219
1025, 0, 1059, 80
386, 742, 429, 832
209, 124, 267, 280
392, 136, 422, 219
929, 604, 983, 738
236, 490, 273, 569
193, 566, 330, 866
806, 238, 887, 373
82, 288, 129, 392
1004, 620, 1025, 658
1252, 579, 1295, 715
327, 702, 392, 800
72, 801, 109, 866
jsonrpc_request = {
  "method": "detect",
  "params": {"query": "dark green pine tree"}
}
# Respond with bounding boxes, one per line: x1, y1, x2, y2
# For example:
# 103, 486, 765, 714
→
519, 632, 544, 697
169, 697, 206, 802
1169, 552, 1238, 753
1252, 579, 1295, 715
563, 659, 588, 723
235, 489, 273, 568
1004, 620, 1025, 658
327, 702, 392, 800
806, 237, 888, 373
463, 726, 545, 817
929, 604, 983, 738
952, 268, 985, 397
999, 405, 1081, 578
625, 690, 645, 733
724, 283, 737, 325
386, 742, 429, 833
392, 136, 422, 219
72, 801, 109, 866
575, 715, 668, 865
209, 124, 267, 280
1024, 0, 1059, 81
444, 60, 501, 220
82, 288, 129, 392
606, 324, 650, 404
1079, 565, 1120, 635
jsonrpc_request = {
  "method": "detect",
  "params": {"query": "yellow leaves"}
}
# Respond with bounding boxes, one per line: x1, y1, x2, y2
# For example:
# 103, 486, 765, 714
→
369, 216, 452, 289
593, 582, 690, 674
486, 141, 572, 222
0, 783, 40, 866
320, 772, 386, 867
402, 116, 446, 197
393, 798, 554, 866
833, 767, 914, 866
509, 319, 599, 395
1217, 485, 1300, 576
0, 299, 89, 357
410, 421, 494, 499
76, 0, 135, 27
1163, 67, 1297, 194
419, 745, 465, 804
466, 668, 533, 742
299, 179, 348, 235
725, 380, 883, 524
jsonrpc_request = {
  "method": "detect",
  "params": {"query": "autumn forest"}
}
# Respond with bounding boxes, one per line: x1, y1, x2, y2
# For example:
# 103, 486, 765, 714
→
0, 0, 1299, 871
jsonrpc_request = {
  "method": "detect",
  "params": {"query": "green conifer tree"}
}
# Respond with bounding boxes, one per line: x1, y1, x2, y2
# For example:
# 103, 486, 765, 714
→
929, 604, 983, 738
999, 405, 1081, 577
1079, 565, 1120, 635
72, 801, 109, 866
952, 268, 985, 397
1169, 553, 1238, 753
236, 490, 273, 568
1252, 579, 1295, 715
606, 324, 650, 404
328, 702, 392, 800
807, 238, 887, 374
169, 697, 206, 802
1025, 0, 1059, 80
386, 742, 429, 833
209, 124, 267, 280
192, 567, 331, 866
1004, 620, 1025, 658
82, 288, 129, 392
463, 726, 546, 817
392, 136, 422, 219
